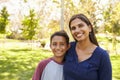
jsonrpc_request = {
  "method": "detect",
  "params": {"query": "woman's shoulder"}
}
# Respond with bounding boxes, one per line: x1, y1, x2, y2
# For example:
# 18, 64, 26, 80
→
94, 46, 109, 58
95, 47, 108, 53
89, 47, 110, 65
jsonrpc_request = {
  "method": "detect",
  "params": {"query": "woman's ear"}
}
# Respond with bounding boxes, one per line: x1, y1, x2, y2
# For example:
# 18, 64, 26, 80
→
89, 25, 92, 32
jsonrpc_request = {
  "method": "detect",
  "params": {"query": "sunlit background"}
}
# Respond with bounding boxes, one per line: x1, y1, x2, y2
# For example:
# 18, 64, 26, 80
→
0, 0, 120, 80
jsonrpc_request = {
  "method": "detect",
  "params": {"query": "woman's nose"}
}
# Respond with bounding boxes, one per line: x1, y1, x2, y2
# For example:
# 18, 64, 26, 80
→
75, 27, 80, 32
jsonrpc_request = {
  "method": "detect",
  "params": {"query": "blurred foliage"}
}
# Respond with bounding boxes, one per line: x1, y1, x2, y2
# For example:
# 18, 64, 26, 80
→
0, 0, 120, 53
103, 2, 120, 35
0, 6, 9, 34
21, 9, 39, 40
0, 0, 120, 40
102, 2, 120, 54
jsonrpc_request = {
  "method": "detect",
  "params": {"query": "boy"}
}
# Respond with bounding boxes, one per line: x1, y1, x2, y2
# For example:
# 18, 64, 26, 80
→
32, 30, 70, 80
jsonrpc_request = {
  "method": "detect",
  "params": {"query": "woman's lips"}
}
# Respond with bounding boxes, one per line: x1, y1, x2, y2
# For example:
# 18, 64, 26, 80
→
76, 33, 83, 37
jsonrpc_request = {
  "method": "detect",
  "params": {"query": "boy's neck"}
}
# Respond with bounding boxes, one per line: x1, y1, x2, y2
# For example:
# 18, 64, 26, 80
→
52, 56, 64, 64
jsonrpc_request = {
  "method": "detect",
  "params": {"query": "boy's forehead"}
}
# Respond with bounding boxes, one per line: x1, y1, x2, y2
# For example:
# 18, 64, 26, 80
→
52, 36, 66, 42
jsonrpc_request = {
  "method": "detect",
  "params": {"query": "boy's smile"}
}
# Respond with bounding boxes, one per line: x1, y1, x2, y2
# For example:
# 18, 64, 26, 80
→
50, 36, 69, 58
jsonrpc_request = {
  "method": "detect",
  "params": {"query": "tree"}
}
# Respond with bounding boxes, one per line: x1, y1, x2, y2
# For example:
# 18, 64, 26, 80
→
21, 9, 39, 40
102, 1, 120, 54
111, 2, 120, 36
0, 6, 9, 34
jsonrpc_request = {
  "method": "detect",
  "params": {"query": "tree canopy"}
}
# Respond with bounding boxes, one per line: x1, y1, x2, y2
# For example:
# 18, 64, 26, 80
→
0, 6, 9, 34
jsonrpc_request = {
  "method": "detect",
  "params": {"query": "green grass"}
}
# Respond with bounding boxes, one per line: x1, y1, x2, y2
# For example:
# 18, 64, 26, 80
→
111, 55, 120, 80
0, 48, 52, 80
0, 48, 120, 80
0, 38, 120, 80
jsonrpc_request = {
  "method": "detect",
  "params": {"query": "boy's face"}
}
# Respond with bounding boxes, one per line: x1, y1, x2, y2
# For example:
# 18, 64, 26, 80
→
50, 36, 69, 58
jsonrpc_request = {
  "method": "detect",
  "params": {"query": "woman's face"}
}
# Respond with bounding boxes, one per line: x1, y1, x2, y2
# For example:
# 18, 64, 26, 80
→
70, 18, 91, 42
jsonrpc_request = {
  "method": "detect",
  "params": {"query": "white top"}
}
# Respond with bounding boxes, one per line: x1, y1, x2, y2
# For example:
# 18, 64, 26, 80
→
41, 60, 64, 80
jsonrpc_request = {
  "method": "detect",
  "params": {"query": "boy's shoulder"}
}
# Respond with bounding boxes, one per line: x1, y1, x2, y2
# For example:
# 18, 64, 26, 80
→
39, 58, 52, 66
36, 58, 53, 72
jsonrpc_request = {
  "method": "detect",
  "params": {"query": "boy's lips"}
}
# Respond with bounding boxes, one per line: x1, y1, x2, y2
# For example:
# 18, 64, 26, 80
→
55, 50, 62, 54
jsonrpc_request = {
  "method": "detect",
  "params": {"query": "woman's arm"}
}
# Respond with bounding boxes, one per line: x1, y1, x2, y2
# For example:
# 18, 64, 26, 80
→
98, 51, 112, 80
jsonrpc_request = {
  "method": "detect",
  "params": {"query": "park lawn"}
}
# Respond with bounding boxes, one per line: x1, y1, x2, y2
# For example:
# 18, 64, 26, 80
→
0, 48, 53, 80
111, 55, 120, 80
0, 48, 120, 80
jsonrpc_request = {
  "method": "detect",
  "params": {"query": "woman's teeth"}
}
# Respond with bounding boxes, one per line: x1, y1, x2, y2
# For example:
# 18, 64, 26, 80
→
77, 33, 83, 37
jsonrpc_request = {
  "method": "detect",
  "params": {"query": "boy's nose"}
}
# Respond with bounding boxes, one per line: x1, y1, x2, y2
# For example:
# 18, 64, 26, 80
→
56, 45, 60, 49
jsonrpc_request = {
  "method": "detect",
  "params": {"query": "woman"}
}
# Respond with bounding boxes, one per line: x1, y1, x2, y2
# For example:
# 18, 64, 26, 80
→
63, 13, 112, 80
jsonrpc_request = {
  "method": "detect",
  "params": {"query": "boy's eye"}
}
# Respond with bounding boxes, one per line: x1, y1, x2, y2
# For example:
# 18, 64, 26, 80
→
60, 43, 65, 46
78, 24, 83, 28
52, 43, 57, 46
52, 42, 66, 47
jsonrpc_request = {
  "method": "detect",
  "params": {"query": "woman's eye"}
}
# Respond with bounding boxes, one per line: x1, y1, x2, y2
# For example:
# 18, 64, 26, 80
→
71, 26, 76, 30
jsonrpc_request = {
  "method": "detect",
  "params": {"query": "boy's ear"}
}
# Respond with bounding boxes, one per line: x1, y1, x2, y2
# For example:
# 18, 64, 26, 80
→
49, 44, 51, 49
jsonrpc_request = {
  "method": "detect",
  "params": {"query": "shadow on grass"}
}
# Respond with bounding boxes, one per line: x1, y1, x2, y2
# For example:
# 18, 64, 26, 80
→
0, 49, 52, 80
0, 55, 35, 80
0, 48, 120, 80
9, 48, 32, 52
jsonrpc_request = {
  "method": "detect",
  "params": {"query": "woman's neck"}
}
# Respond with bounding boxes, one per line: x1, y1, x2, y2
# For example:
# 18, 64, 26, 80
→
76, 39, 93, 50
